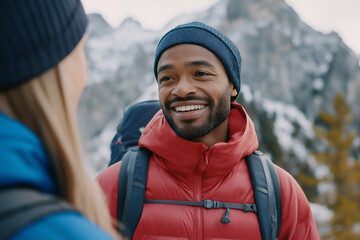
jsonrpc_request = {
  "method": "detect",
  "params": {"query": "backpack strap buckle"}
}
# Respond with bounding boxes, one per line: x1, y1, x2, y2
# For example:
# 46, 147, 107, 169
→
203, 199, 223, 209
204, 199, 214, 209
243, 204, 257, 213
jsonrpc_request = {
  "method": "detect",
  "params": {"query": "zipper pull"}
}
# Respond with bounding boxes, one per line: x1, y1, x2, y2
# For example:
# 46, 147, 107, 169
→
221, 207, 231, 224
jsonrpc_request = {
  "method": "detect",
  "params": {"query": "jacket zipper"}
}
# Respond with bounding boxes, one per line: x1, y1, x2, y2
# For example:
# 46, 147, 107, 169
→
194, 150, 209, 239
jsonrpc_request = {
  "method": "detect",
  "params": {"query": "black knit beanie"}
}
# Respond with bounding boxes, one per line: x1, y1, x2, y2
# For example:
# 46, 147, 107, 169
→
0, 0, 87, 90
154, 22, 241, 100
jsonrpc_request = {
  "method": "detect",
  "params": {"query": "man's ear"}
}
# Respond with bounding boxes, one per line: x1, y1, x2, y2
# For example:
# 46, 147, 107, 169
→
231, 85, 238, 98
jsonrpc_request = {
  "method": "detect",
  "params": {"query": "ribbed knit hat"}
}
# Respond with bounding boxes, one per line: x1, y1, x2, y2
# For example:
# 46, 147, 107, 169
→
154, 22, 241, 100
0, 0, 87, 90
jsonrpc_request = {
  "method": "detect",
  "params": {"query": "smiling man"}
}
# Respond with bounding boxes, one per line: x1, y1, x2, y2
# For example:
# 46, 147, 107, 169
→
97, 22, 319, 239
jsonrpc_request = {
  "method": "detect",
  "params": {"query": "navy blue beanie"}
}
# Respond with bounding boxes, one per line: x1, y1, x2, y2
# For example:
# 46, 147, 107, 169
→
154, 22, 241, 100
0, 0, 87, 90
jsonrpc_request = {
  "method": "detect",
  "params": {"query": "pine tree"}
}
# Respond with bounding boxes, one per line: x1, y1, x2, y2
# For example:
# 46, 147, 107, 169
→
312, 92, 360, 239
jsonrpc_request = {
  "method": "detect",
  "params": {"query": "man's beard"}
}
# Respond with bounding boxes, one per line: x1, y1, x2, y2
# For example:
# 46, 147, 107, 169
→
162, 89, 231, 141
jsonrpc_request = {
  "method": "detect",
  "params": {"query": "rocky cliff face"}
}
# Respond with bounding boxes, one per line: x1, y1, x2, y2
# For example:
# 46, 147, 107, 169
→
79, 0, 360, 175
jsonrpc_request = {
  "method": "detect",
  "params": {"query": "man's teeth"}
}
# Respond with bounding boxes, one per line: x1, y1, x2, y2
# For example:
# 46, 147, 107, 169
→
175, 105, 205, 112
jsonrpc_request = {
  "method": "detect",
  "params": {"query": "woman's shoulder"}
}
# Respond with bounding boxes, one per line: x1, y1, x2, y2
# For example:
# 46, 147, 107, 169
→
10, 211, 114, 240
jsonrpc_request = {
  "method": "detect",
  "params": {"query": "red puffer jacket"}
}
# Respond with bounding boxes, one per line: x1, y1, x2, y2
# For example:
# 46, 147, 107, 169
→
97, 102, 320, 239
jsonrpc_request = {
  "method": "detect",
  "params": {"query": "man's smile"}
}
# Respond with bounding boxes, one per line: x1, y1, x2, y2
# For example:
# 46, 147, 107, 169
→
174, 104, 205, 112
171, 103, 208, 121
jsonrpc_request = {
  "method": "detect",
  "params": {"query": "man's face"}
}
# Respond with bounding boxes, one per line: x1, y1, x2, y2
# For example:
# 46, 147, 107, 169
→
157, 44, 237, 140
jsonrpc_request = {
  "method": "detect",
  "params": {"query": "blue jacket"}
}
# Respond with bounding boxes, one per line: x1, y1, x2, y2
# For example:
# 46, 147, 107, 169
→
0, 112, 113, 240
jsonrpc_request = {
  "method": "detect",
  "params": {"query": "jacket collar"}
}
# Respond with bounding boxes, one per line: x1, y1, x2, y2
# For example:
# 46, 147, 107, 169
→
139, 102, 258, 178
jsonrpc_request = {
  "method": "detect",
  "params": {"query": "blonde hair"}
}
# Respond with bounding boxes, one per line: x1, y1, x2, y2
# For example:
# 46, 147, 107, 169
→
0, 49, 120, 238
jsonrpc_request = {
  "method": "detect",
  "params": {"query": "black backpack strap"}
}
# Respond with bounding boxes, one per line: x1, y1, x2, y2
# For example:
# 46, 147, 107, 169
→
0, 187, 76, 240
145, 199, 256, 224
245, 150, 282, 240
117, 147, 150, 238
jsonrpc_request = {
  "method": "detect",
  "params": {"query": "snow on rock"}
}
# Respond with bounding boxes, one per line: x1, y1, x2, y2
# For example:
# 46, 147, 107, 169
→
263, 98, 314, 160
241, 84, 254, 103
86, 17, 158, 85
85, 122, 117, 176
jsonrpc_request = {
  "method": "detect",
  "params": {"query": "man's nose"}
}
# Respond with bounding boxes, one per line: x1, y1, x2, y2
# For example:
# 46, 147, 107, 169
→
171, 76, 196, 97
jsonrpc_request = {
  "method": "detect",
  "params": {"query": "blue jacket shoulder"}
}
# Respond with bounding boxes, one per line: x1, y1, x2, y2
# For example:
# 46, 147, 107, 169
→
10, 211, 113, 240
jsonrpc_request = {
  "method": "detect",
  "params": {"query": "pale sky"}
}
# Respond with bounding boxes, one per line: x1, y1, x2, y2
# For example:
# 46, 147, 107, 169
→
81, 0, 360, 55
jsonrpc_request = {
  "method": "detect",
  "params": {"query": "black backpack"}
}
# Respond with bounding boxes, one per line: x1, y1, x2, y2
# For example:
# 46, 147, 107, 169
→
0, 187, 76, 240
116, 148, 282, 240
108, 100, 161, 167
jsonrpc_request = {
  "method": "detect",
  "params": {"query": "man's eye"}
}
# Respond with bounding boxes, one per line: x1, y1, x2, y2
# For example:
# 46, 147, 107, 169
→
159, 76, 173, 82
195, 71, 209, 77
